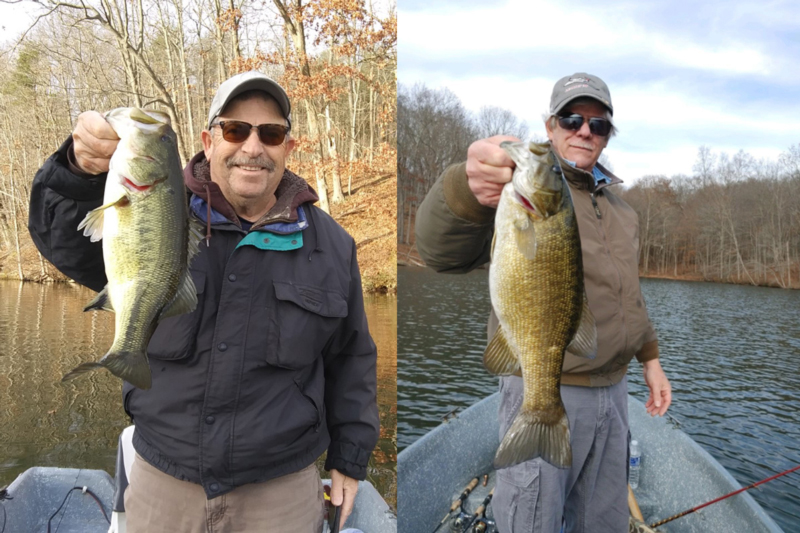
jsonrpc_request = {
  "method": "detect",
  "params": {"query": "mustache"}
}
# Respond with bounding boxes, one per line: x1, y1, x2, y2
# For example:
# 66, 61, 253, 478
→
226, 156, 276, 172
570, 142, 595, 150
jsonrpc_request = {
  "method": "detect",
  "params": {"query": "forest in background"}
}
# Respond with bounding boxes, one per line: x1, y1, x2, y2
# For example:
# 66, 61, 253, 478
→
0, 0, 397, 292
398, 82, 800, 289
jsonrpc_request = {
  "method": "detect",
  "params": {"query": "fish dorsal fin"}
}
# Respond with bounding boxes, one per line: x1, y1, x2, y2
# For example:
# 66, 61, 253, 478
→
77, 194, 129, 242
567, 295, 597, 359
159, 271, 198, 320
483, 324, 520, 376
83, 286, 114, 313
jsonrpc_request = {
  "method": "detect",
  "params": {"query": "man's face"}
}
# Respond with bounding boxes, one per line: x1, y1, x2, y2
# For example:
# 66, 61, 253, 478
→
546, 100, 610, 172
201, 96, 295, 213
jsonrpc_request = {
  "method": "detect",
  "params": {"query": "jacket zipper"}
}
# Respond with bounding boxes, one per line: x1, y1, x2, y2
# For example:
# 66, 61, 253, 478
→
591, 192, 602, 219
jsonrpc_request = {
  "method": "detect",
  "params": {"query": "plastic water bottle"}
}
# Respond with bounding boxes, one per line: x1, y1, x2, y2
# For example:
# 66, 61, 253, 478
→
629, 439, 641, 490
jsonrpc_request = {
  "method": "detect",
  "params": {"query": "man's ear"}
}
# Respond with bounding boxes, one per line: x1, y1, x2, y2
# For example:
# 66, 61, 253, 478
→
284, 136, 296, 157
201, 129, 214, 158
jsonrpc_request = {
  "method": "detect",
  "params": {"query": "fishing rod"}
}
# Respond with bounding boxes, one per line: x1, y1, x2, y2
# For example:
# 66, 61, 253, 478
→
431, 476, 480, 533
462, 487, 494, 532
650, 463, 800, 528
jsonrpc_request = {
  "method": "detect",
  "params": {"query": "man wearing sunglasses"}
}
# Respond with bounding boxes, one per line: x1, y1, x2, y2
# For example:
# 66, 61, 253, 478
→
28, 71, 379, 532
416, 72, 672, 533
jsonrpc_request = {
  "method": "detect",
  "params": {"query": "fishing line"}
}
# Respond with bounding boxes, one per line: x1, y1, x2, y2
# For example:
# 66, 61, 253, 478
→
650, 463, 800, 528
46, 485, 110, 533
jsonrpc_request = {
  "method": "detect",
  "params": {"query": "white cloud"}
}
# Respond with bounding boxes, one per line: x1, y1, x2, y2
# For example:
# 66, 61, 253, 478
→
400, 0, 773, 77
399, 0, 799, 186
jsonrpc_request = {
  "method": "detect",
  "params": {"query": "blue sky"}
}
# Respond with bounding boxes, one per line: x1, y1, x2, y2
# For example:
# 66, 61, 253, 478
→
399, 0, 800, 183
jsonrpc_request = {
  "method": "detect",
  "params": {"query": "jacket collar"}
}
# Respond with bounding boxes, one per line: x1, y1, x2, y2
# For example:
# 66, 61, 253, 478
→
183, 151, 319, 228
550, 145, 623, 193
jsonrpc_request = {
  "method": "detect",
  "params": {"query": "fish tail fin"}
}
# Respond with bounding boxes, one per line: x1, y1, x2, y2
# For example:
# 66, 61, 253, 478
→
494, 406, 571, 469
62, 350, 152, 390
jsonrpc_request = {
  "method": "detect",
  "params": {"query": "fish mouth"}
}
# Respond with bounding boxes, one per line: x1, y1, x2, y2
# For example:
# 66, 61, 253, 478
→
513, 190, 539, 215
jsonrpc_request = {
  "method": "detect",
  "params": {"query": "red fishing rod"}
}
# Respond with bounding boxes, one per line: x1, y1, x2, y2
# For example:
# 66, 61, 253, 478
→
650, 463, 800, 528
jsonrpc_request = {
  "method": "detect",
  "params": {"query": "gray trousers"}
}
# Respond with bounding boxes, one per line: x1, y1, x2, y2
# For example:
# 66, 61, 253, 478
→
493, 376, 629, 533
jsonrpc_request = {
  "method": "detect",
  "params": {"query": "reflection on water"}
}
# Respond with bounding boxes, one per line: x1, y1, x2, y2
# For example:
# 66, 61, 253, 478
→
0, 282, 396, 510
398, 267, 800, 531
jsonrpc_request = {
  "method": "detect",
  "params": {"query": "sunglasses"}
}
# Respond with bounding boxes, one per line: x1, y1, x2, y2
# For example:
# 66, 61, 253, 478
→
557, 114, 612, 137
211, 120, 290, 146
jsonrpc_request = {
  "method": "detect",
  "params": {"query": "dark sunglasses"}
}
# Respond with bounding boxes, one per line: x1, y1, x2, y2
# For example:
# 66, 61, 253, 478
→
211, 120, 290, 146
557, 114, 612, 137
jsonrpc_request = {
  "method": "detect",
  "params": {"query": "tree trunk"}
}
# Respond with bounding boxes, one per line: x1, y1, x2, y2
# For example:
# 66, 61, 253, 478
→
326, 103, 345, 204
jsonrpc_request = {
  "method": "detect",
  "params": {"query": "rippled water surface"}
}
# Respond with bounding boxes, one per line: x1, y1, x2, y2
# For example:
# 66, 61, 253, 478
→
398, 267, 800, 531
0, 282, 396, 510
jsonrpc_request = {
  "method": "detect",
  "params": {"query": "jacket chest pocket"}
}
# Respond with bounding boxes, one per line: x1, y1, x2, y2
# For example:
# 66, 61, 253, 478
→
147, 270, 206, 361
267, 280, 348, 369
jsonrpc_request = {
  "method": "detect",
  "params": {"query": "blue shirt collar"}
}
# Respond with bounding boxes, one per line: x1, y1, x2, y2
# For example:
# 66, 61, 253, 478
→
190, 194, 308, 235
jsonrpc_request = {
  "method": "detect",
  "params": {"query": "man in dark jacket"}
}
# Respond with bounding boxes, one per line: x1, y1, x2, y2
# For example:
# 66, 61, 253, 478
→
415, 73, 672, 533
28, 71, 379, 532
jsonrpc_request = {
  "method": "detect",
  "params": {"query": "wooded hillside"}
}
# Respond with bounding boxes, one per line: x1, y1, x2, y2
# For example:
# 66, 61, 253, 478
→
0, 0, 397, 292
398, 82, 800, 288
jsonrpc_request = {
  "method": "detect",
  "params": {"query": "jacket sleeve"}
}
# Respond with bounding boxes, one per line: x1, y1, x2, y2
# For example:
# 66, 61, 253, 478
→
414, 162, 496, 273
28, 136, 108, 292
322, 242, 380, 481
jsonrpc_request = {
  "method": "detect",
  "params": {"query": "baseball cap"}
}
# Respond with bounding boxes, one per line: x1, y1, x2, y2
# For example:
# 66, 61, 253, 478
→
207, 71, 291, 129
550, 72, 613, 116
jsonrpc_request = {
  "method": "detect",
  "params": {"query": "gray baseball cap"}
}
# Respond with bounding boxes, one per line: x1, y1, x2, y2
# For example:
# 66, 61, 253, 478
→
550, 72, 613, 116
207, 71, 291, 129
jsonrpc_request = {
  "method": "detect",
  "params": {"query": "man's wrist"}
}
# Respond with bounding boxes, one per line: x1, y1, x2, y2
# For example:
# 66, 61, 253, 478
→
443, 162, 496, 225
67, 140, 101, 178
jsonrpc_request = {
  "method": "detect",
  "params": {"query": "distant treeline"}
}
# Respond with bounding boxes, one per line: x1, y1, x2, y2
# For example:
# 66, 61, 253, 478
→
620, 146, 800, 288
0, 0, 396, 282
398, 82, 800, 289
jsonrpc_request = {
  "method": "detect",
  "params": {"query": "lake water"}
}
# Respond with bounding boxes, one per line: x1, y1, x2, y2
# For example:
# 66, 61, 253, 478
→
398, 267, 800, 531
0, 282, 396, 510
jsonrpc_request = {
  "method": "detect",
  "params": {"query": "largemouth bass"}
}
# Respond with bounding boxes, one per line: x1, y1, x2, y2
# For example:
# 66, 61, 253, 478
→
63, 108, 200, 390
485, 141, 596, 469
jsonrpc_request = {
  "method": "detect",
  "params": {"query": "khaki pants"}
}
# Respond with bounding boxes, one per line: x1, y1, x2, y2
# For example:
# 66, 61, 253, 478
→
125, 454, 324, 533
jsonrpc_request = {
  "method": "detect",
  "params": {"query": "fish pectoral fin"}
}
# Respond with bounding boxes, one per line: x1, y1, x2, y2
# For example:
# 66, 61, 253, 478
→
84, 286, 115, 313
188, 217, 205, 262
159, 271, 198, 320
483, 325, 520, 376
567, 296, 597, 359
514, 220, 537, 260
77, 194, 128, 242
